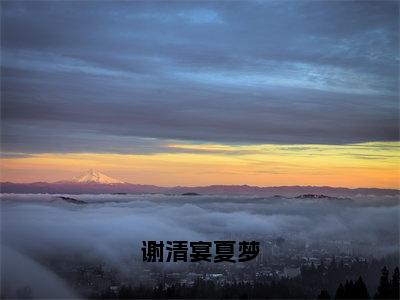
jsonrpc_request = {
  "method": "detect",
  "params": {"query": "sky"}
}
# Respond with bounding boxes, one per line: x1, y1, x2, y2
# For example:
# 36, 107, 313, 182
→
1, 1, 399, 187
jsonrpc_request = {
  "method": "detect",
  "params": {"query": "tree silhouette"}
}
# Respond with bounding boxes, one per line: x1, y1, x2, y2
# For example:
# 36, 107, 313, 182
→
375, 266, 391, 299
345, 280, 356, 298
317, 289, 331, 299
391, 267, 399, 300
335, 276, 370, 299
335, 283, 345, 299
354, 276, 370, 299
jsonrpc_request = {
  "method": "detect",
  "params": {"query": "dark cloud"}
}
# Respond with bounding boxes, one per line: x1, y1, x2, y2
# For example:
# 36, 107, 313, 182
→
1, 1, 398, 153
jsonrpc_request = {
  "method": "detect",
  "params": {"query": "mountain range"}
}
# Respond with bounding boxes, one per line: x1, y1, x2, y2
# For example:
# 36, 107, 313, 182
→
1, 169, 398, 197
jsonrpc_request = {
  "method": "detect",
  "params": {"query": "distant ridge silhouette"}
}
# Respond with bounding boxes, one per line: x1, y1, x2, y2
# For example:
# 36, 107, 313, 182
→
1, 177, 398, 197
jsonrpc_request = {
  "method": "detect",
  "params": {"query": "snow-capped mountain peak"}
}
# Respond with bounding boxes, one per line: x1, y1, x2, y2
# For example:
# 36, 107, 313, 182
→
70, 169, 125, 184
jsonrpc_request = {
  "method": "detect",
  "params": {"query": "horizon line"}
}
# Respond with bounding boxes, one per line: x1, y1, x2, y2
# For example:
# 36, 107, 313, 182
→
1, 181, 399, 191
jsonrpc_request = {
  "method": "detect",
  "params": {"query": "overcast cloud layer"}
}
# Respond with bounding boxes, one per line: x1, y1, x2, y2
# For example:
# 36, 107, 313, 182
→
1, 1, 399, 154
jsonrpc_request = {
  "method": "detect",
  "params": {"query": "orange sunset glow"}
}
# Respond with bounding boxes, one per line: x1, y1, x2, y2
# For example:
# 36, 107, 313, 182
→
2, 142, 399, 188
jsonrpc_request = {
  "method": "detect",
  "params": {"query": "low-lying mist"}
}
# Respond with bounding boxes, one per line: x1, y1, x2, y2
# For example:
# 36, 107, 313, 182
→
1, 193, 399, 298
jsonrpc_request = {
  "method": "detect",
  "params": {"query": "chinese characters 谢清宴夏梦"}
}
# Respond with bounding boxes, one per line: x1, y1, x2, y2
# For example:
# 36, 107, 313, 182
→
142, 240, 260, 263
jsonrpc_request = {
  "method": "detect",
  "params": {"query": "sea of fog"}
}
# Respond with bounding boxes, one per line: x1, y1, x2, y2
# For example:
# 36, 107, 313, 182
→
1, 193, 399, 298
